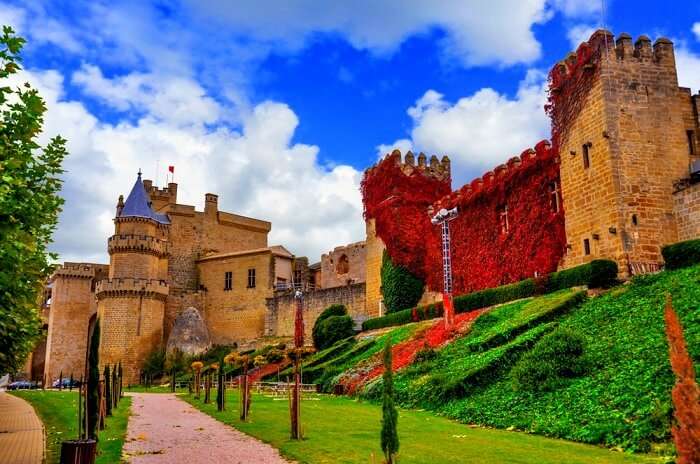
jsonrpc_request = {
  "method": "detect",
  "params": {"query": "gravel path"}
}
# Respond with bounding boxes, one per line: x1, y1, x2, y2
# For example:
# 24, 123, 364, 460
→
124, 393, 290, 464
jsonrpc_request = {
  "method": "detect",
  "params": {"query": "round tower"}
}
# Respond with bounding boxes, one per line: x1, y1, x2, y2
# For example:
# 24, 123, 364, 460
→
96, 171, 170, 384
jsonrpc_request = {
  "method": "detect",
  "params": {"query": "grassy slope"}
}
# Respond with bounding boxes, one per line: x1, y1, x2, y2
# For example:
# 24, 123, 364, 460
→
12, 390, 131, 464
184, 390, 659, 464
436, 265, 700, 453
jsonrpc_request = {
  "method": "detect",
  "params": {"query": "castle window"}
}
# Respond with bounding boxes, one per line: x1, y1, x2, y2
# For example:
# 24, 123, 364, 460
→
549, 181, 561, 212
687, 130, 696, 155
632, 214, 638, 226
498, 204, 509, 234
224, 271, 232, 291
582, 143, 590, 169
336, 254, 349, 274
583, 238, 591, 255
247, 268, 256, 288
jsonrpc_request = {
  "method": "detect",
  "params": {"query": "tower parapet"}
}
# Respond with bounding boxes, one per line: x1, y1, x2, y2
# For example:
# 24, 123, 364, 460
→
108, 234, 170, 257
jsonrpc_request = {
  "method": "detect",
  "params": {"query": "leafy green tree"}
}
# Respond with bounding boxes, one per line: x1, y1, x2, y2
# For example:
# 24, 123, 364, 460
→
381, 251, 424, 314
0, 26, 66, 374
381, 339, 399, 463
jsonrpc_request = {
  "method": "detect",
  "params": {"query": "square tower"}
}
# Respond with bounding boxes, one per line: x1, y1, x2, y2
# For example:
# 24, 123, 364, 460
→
553, 30, 699, 274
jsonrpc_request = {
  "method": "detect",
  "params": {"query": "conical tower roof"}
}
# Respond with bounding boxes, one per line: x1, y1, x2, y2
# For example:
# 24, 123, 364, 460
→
119, 171, 170, 224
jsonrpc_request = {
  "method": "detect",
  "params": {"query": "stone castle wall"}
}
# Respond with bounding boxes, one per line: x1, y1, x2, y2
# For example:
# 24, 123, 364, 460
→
557, 32, 698, 273
674, 182, 700, 241
320, 241, 366, 288
364, 220, 385, 318
264, 283, 366, 341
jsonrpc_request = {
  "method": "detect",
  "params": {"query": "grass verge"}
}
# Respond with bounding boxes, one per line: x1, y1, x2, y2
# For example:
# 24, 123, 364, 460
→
11, 390, 131, 464
183, 389, 660, 464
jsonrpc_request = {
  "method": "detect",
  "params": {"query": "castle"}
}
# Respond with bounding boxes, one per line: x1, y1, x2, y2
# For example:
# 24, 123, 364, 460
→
24, 30, 700, 384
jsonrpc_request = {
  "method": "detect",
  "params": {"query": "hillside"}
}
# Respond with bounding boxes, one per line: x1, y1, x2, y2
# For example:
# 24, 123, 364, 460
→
290, 264, 700, 454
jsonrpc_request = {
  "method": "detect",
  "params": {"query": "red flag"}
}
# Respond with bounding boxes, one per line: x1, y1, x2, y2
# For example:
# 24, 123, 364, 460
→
168, 165, 174, 173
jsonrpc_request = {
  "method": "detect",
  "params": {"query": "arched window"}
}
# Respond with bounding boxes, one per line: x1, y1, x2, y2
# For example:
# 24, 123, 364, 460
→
336, 254, 349, 274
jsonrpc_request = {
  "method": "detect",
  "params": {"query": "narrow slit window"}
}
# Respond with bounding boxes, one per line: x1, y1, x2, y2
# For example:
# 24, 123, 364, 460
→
582, 143, 590, 169
583, 238, 591, 255
224, 271, 232, 291
632, 214, 638, 226
247, 268, 256, 288
498, 204, 509, 234
549, 181, 561, 212
687, 130, 696, 155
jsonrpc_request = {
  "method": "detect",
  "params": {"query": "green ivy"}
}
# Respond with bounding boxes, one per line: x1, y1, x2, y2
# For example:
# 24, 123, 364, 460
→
380, 250, 424, 314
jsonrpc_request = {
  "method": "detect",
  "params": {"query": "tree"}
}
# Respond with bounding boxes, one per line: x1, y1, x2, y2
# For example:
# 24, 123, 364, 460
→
664, 296, 700, 464
0, 26, 67, 374
104, 365, 112, 417
381, 339, 399, 464
380, 251, 424, 314
87, 319, 100, 440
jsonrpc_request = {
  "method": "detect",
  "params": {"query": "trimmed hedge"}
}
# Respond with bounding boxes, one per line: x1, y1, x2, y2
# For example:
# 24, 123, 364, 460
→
662, 238, 700, 270
314, 315, 355, 351
312, 304, 349, 349
362, 260, 617, 331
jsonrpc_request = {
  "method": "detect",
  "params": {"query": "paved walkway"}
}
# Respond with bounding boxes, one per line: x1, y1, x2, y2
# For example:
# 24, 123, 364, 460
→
0, 392, 44, 464
124, 393, 290, 463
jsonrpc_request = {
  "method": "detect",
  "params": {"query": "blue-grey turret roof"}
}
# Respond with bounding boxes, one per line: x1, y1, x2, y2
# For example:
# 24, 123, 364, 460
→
119, 171, 171, 224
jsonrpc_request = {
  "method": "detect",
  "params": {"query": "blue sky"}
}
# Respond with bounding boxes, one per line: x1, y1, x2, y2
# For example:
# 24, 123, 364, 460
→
3, 0, 700, 262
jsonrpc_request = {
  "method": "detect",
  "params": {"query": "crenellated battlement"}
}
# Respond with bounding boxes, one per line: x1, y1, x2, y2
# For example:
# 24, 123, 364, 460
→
366, 149, 451, 183
142, 179, 178, 203
550, 30, 676, 95
434, 140, 555, 211
96, 278, 169, 300
108, 234, 170, 257
54, 263, 96, 279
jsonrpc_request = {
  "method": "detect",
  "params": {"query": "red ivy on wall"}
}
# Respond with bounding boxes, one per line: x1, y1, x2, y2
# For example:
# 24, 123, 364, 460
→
362, 142, 567, 296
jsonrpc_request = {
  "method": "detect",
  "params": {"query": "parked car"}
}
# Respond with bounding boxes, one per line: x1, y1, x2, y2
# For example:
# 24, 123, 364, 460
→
7, 380, 38, 390
52, 378, 81, 389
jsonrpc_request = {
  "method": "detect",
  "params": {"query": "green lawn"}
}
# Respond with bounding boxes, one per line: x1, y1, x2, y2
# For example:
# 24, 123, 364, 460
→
11, 390, 131, 464
183, 390, 661, 464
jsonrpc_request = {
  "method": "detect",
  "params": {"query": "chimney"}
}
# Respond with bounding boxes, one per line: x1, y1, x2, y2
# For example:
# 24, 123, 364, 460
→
168, 183, 178, 204
205, 193, 218, 217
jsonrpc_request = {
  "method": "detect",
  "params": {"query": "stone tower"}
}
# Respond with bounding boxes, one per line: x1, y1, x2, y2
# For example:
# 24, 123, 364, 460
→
554, 30, 698, 274
96, 172, 170, 383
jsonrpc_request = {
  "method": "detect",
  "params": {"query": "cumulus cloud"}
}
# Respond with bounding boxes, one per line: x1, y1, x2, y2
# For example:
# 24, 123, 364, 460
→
549, 0, 602, 18
567, 24, 599, 48
693, 22, 700, 41
12, 67, 364, 263
676, 47, 700, 94
188, 0, 557, 67
386, 70, 550, 185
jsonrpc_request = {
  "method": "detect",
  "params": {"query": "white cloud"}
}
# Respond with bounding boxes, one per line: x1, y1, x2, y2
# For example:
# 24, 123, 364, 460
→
676, 47, 700, 94
11, 67, 364, 263
376, 139, 414, 159
693, 22, 700, 41
382, 70, 550, 185
549, 0, 602, 17
567, 24, 598, 48
0, 2, 82, 53
188, 0, 555, 67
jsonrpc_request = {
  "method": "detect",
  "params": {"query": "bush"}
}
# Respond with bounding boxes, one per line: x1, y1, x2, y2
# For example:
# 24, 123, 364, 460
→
662, 239, 700, 270
413, 346, 438, 364
362, 260, 617, 331
314, 315, 355, 350
381, 251, 425, 313
313, 304, 348, 348
511, 328, 588, 392
142, 348, 166, 379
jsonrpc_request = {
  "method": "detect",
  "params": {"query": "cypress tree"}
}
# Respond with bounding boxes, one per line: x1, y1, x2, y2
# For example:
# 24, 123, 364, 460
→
217, 357, 225, 411
381, 339, 399, 464
87, 319, 100, 440
118, 362, 123, 400
59, 370, 63, 390
69, 372, 74, 392
104, 365, 112, 417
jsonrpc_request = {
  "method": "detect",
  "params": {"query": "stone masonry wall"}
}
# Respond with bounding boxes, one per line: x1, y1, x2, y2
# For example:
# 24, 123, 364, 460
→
265, 283, 366, 341
674, 182, 700, 241
320, 241, 366, 288
559, 32, 695, 274
197, 251, 273, 345
364, 220, 385, 318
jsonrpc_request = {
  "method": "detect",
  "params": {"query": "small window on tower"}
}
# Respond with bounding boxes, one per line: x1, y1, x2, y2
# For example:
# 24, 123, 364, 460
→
224, 271, 232, 291
583, 238, 591, 256
336, 254, 349, 274
582, 143, 591, 169
687, 130, 696, 155
632, 214, 638, 226
548, 181, 561, 212
247, 268, 256, 288
498, 204, 509, 234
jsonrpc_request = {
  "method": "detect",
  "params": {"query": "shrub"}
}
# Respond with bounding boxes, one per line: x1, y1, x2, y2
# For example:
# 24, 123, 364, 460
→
413, 345, 438, 364
662, 239, 700, 270
362, 260, 617, 331
314, 315, 355, 350
511, 328, 588, 392
381, 250, 424, 313
313, 304, 348, 348
142, 347, 166, 379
